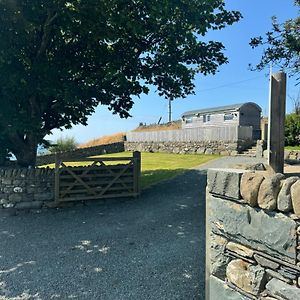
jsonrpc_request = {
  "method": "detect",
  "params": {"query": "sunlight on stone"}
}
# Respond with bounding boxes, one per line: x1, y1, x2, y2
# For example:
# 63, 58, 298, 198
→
94, 267, 103, 273
0, 261, 36, 275
1, 231, 15, 238
81, 240, 91, 246
176, 204, 188, 209
183, 272, 192, 279
98, 246, 110, 254
50, 294, 61, 299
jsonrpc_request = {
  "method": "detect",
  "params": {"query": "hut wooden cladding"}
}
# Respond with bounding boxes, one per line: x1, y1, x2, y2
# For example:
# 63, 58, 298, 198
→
54, 151, 141, 203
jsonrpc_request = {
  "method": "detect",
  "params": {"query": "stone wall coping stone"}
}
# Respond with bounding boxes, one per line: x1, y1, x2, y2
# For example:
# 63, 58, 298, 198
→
207, 168, 250, 200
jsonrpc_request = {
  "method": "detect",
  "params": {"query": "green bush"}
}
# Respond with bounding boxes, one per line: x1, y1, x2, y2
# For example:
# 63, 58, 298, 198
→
48, 137, 78, 154
285, 113, 300, 146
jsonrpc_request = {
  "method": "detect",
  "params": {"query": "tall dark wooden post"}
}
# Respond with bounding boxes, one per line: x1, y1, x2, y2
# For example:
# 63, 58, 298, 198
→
268, 72, 286, 173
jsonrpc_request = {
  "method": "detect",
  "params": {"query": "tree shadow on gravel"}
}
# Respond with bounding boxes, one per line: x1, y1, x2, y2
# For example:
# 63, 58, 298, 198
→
0, 169, 208, 300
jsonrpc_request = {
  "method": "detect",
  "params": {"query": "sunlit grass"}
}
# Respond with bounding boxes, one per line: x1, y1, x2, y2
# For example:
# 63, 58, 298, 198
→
285, 146, 300, 150
40, 152, 219, 188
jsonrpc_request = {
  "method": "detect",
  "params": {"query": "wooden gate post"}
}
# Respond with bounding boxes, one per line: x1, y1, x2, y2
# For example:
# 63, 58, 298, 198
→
133, 151, 141, 195
54, 154, 60, 203
267, 72, 286, 173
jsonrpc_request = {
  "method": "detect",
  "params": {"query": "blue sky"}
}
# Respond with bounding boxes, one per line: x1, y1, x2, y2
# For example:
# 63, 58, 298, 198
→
49, 0, 299, 144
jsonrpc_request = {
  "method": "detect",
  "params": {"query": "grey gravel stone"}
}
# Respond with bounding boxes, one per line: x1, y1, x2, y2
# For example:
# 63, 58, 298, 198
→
254, 254, 280, 269
277, 177, 299, 213
258, 173, 285, 210
15, 201, 43, 210
208, 194, 297, 262
207, 168, 248, 200
210, 234, 230, 279
266, 278, 300, 300
209, 275, 252, 300
265, 269, 292, 284
8, 193, 22, 203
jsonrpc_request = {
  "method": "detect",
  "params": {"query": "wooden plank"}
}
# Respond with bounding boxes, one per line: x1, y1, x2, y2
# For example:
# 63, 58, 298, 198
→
98, 163, 132, 196
59, 177, 134, 187
61, 162, 98, 196
59, 157, 134, 163
59, 165, 133, 173
54, 154, 60, 203
60, 160, 99, 197
58, 170, 134, 179
59, 185, 134, 196
58, 192, 139, 202
133, 151, 141, 195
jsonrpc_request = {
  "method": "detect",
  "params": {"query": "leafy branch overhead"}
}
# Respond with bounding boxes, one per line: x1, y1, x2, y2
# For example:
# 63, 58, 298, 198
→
0, 0, 241, 166
250, 0, 300, 82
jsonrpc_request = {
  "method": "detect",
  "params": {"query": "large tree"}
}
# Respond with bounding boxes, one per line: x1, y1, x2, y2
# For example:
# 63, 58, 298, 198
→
250, 0, 300, 82
0, 0, 241, 167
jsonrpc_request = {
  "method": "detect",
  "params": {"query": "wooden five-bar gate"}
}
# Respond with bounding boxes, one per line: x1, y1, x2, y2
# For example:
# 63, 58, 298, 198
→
54, 151, 141, 203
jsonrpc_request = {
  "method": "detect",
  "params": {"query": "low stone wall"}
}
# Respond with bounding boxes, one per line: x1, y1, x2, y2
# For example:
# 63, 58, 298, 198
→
36, 142, 125, 165
206, 168, 300, 299
285, 150, 300, 162
125, 140, 253, 156
0, 168, 54, 210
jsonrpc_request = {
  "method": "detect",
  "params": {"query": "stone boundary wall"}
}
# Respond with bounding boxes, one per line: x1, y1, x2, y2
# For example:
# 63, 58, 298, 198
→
125, 140, 253, 156
206, 168, 300, 300
285, 150, 300, 162
0, 168, 54, 210
36, 142, 125, 165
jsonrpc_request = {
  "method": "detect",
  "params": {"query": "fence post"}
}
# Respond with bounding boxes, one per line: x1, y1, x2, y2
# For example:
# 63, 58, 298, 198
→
54, 154, 60, 203
133, 151, 141, 195
267, 72, 286, 173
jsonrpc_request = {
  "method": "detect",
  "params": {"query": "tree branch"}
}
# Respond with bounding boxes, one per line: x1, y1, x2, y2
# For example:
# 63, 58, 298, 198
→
36, 9, 58, 59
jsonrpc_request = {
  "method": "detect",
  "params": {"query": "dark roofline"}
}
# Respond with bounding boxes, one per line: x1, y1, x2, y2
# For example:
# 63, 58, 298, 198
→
181, 102, 262, 117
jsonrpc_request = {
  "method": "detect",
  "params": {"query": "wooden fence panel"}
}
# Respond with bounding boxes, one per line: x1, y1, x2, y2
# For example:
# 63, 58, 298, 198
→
55, 152, 141, 203
126, 126, 253, 143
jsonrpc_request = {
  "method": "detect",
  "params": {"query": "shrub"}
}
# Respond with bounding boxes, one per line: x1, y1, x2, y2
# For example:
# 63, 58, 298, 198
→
285, 113, 300, 146
48, 137, 78, 154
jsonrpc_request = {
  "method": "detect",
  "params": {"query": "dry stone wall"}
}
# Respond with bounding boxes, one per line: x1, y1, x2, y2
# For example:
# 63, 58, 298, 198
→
0, 168, 54, 211
36, 142, 125, 165
206, 168, 300, 300
125, 140, 253, 156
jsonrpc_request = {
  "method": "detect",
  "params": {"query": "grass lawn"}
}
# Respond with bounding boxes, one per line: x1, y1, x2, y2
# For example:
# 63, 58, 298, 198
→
285, 146, 300, 150
41, 152, 218, 188
121, 152, 218, 187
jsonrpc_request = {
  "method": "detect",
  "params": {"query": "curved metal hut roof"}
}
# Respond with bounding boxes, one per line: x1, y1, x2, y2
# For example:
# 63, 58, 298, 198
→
181, 102, 262, 117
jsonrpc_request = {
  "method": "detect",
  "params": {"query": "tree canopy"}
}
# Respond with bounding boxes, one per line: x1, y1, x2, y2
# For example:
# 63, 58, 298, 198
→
0, 0, 241, 166
250, 0, 300, 82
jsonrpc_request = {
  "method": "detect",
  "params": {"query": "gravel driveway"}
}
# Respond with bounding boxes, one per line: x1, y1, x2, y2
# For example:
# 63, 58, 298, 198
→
0, 156, 265, 300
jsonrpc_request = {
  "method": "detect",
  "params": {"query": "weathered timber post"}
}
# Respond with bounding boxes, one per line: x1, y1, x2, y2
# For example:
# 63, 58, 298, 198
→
133, 151, 141, 196
54, 153, 60, 203
268, 72, 286, 173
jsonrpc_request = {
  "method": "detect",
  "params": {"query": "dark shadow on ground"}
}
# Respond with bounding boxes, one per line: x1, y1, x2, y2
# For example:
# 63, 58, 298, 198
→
0, 169, 207, 300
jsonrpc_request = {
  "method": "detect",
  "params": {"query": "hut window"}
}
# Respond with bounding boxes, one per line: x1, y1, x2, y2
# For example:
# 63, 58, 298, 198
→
185, 117, 192, 124
203, 114, 210, 122
224, 113, 234, 121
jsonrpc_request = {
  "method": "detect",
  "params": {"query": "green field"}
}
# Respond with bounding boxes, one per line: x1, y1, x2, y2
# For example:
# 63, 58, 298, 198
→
285, 146, 300, 150
127, 152, 218, 187
41, 152, 218, 188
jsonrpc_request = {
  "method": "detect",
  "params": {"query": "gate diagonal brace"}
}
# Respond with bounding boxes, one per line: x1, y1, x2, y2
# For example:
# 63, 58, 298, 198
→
99, 161, 133, 193
60, 162, 98, 197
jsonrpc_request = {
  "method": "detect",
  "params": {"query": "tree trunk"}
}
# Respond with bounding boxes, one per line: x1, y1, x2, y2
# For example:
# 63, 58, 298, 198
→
9, 132, 38, 168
